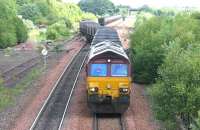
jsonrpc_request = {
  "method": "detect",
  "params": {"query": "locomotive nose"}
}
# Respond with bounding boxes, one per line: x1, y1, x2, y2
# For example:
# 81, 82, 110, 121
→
106, 84, 111, 89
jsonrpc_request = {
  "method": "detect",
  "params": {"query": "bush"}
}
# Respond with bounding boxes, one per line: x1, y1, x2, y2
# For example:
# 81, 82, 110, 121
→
130, 16, 171, 83
131, 12, 200, 129
150, 43, 200, 129
0, 19, 17, 49
0, 0, 17, 48
130, 13, 200, 83
14, 17, 28, 43
46, 20, 70, 40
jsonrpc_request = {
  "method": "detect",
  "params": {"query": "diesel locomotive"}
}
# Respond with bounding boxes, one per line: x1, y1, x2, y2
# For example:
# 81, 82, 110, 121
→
80, 18, 131, 113
87, 28, 131, 113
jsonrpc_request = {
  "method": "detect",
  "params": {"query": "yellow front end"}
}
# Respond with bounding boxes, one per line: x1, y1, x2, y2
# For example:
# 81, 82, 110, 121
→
87, 77, 131, 98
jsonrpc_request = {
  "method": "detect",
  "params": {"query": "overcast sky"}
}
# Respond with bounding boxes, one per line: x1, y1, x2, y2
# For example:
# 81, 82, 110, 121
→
65, 0, 200, 8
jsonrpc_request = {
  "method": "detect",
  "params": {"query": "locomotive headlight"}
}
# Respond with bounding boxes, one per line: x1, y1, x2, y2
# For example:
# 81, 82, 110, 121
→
119, 88, 129, 93
89, 87, 98, 93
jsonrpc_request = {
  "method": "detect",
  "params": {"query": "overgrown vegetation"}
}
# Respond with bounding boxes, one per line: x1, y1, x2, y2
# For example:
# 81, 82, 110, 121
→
0, 0, 96, 49
17, 0, 96, 42
0, 67, 43, 111
131, 11, 200, 129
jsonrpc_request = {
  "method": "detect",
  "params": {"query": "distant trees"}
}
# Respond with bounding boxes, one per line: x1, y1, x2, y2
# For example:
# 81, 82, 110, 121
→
0, 0, 97, 48
17, 0, 96, 40
0, 0, 28, 49
19, 3, 42, 22
78, 0, 118, 16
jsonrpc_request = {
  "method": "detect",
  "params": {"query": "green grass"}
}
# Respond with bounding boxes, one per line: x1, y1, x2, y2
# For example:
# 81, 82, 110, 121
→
0, 67, 43, 111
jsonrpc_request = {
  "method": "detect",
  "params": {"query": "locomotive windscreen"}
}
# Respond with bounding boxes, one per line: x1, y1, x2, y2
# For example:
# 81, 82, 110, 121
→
111, 64, 128, 77
90, 64, 107, 76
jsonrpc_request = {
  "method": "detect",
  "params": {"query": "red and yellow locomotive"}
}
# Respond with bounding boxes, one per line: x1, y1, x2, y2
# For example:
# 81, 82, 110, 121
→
86, 27, 131, 113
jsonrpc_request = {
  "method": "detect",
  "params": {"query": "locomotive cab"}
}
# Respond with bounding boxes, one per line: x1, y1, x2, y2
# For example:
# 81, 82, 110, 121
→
86, 41, 131, 113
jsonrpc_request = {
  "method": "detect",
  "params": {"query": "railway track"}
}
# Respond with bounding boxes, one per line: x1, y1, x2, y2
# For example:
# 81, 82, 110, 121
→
30, 44, 89, 130
2, 56, 41, 87
93, 114, 125, 130
1, 35, 81, 87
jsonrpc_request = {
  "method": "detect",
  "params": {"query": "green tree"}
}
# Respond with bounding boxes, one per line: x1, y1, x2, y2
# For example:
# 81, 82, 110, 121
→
0, 0, 17, 48
150, 42, 200, 129
130, 16, 172, 83
19, 3, 42, 22
78, 0, 116, 16
46, 20, 70, 40
131, 13, 200, 83
14, 17, 28, 43
16, 0, 31, 6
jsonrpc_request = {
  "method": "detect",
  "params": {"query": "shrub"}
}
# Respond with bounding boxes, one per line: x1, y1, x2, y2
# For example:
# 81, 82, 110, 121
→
130, 16, 172, 83
14, 17, 28, 43
150, 43, 200, 129
46, 27, 58, 40
46, 20, 70, 40
0, 19, 17, 49
63, 18, 72, 29
0, 0, 17, 48
130, 13, 200, 83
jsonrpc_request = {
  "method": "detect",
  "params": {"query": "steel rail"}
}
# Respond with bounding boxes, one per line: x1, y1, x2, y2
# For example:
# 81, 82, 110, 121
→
58, 50, 88, 130
29, 44, 86, 130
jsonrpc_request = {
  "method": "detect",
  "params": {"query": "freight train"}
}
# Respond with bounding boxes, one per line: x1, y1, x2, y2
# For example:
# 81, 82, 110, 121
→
79, 17, 131, 113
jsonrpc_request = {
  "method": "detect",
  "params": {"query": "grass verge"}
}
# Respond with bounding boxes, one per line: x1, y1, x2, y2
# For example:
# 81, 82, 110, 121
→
0, 67, 43, 111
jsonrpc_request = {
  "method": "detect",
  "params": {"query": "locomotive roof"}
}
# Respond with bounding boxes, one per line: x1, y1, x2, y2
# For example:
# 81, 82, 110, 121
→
91, 27, 122, 46
88, 40, 129, 61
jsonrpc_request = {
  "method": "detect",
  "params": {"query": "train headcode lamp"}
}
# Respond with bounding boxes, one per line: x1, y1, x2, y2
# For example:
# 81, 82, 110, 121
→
107, 59, 111, 62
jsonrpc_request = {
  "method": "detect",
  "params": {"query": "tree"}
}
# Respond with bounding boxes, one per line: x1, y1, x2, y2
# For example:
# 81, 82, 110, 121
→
19, 3, 42, 22
130, 13, 200, 83
14, 17, 28, 43
150, 43, 200, 129
78, 0, 116, 16
46, 20, 70, 40
0, 0, 28, 48
16, 0, 31, 6
0, 0, 17, 48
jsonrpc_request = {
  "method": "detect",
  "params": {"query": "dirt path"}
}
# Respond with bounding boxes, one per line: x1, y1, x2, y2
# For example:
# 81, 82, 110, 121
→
124, 84, 160, 130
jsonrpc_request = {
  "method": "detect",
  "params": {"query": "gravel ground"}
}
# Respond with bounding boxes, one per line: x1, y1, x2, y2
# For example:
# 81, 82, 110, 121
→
61, 68, 93, 130
0, 37, 85, 130
98, 116, 122, 130
124, 84, 160, 130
